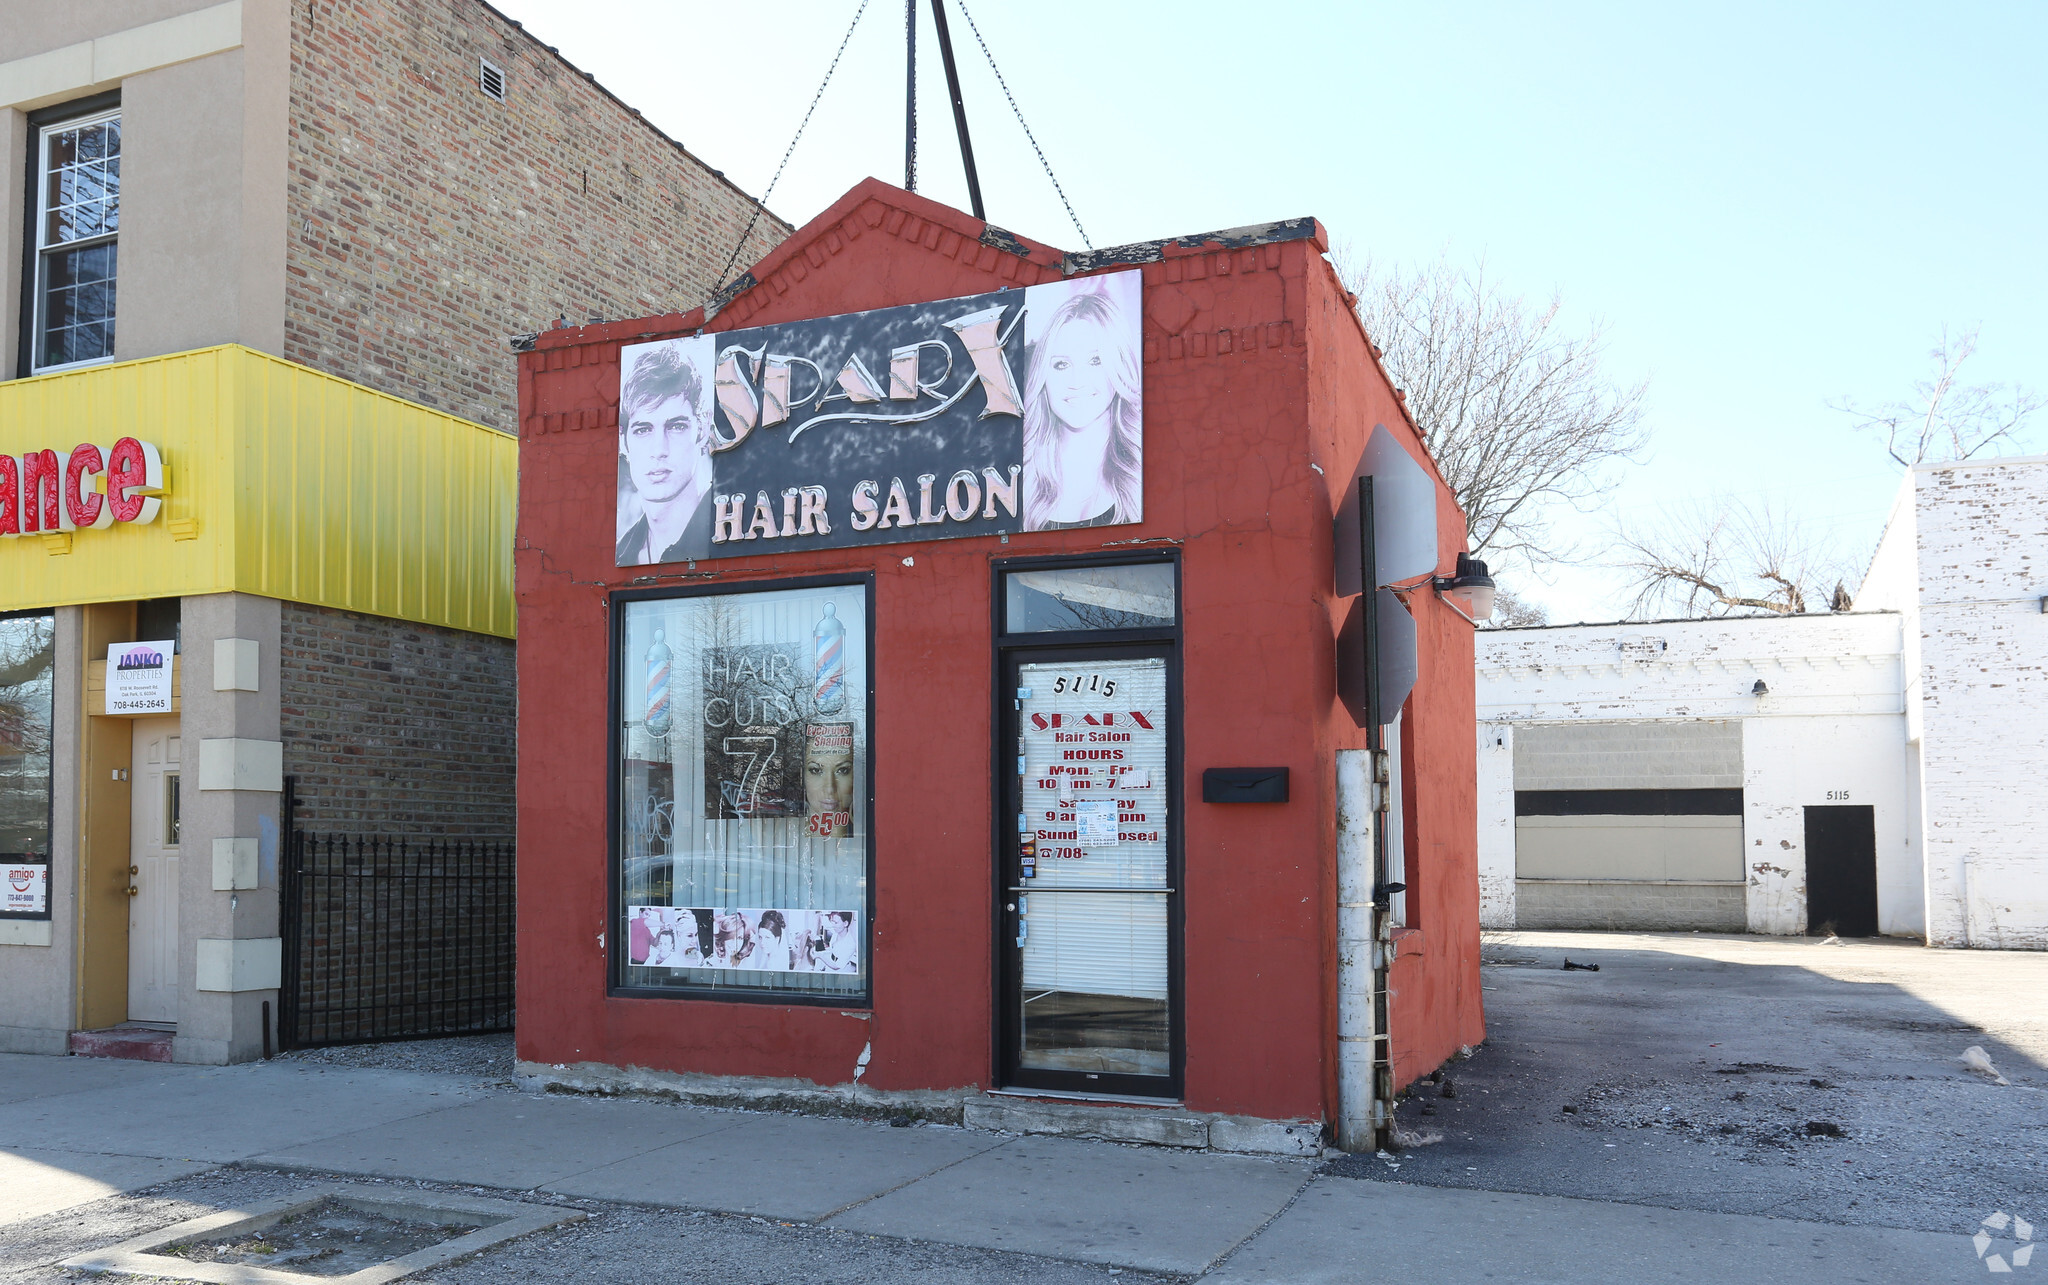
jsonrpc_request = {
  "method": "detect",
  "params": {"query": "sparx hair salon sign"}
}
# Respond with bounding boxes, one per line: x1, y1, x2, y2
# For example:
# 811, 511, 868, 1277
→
615, 271, 1143, 566
0, 437, 166, 537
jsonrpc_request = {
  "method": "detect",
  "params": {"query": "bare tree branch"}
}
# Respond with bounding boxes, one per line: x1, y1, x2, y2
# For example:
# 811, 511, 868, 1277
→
1338, 251, 1650, 564
1610, 499, 1861, 620
1831, 326, 2043, 467
1479, 587, 1549, 629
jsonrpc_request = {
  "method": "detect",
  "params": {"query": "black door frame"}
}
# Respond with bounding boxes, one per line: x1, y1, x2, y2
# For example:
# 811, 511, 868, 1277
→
989, 552, 1183, 1100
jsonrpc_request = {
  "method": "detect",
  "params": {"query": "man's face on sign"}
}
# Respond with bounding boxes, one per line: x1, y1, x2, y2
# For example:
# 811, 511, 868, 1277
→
623, 392, 709, 506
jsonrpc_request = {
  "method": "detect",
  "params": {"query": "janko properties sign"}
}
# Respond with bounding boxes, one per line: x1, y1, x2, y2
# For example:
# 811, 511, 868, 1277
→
105, 640, 175, 715
616, 271, 1143, 566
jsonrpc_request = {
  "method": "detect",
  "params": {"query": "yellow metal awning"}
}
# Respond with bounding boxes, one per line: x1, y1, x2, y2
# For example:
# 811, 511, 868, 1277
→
0, 345, 515, 638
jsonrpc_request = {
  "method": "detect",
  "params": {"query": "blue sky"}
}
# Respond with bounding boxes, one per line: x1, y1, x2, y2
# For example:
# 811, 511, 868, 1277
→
500, 1, 2046, 620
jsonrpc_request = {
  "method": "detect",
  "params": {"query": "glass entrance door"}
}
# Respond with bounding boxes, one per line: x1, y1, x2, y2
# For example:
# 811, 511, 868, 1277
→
1001, 648, 1178, 1097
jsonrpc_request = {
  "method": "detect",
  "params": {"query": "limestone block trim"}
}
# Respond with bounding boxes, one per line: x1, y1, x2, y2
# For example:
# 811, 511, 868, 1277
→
0, 920, 55, 947
195, 936, 280, 991
211, 837, 259, 890
213, 638, 260, 692
0, 1, 244, 111
198, 738, 282, 792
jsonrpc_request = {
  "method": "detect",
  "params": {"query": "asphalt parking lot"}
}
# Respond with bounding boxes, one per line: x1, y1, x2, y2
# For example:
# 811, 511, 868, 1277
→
1327, 930, 2048, 1236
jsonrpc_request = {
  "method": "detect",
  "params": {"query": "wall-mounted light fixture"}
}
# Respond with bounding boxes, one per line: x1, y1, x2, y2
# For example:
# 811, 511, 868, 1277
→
1435, 552, 1496, 622
1752, 679, 1769, 696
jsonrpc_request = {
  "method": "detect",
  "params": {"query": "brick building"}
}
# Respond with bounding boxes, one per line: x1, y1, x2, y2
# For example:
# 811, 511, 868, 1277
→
0, 0, 786, 1063
1475, 456, 2048, 949
511, 180, 1486, 1152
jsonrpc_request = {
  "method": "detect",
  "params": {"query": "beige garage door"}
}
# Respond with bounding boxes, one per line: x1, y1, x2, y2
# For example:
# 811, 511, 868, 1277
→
1513, 723, 1746, 931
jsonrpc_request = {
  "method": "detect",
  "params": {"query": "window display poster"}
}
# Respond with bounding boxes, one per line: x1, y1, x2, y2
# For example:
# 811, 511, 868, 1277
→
615, 270, 1143, 565
701, 642, 807, 819
625, 905, 859, 974
4, 865, 47, 914
105, 640, 175, 715
618, 583, 868, 996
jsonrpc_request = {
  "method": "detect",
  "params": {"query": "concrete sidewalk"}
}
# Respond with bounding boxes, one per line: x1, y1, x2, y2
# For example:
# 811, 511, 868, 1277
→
0, 1052, 1996, 1282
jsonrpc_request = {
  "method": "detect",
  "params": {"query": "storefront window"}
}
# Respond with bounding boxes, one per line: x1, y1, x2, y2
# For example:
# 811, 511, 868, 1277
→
616, 581, 870, 999
0, 612, 56, 920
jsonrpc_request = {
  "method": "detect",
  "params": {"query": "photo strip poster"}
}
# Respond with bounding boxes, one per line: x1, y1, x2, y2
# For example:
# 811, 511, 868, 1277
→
624, 905, 860, 975
615, 270, 1143, 566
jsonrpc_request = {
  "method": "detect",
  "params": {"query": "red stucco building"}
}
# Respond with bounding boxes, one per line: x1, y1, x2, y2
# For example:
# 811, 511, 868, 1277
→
512, 179, 1482, 1153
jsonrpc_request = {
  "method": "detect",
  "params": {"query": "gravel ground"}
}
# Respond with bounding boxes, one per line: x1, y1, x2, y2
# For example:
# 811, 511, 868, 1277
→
273, 1033, 516, 1082
4, 1168, 1179, 1285
1325, 931, 2048, 1236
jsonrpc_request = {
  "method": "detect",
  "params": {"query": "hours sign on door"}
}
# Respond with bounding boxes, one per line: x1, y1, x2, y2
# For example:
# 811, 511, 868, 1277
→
1017, 657, 1168, 888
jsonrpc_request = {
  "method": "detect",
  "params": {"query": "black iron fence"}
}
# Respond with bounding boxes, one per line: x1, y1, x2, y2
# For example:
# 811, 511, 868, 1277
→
279, 794, 515, 1048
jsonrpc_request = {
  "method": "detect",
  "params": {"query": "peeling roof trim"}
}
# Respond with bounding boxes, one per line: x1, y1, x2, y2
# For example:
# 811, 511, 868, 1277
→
979, 224, 1035, 259
703, 271, 757, 322
1480, 609, 1906, 634
1061, 217, 1322, 276
520, 184, 1334, 355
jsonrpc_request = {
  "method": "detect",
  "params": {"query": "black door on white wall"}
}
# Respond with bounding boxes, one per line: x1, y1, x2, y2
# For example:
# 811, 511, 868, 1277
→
1804, 805, 1878, 937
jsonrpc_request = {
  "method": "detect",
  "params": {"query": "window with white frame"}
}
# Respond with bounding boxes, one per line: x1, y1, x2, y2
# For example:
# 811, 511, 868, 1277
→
31, 108, 121, 373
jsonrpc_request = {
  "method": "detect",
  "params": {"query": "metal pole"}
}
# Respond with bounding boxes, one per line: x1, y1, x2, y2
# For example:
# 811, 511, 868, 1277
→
1360, 477, 1395, 1152
277, 776, 299, 1050
927, 0, 985, 220
904, 0, 917, 191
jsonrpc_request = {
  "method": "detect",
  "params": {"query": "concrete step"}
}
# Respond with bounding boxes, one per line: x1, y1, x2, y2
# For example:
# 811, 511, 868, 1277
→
68, 1026, 173, 1063
963, 1093, 1321, 1156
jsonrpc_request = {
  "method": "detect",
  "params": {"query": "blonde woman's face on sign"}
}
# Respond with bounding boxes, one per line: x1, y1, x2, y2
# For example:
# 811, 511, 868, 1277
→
1045, 320, 1115, 431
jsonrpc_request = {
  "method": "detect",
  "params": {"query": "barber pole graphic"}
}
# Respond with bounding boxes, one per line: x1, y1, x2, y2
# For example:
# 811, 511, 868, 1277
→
645, 629, 672, 738
813, 603, 845, 714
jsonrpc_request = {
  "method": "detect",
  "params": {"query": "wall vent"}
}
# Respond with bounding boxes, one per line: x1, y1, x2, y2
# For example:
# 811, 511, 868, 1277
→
479, 57, 506, 102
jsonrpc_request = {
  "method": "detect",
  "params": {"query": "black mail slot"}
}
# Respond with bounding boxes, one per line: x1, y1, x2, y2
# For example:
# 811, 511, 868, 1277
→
1202, 767, 1289, 803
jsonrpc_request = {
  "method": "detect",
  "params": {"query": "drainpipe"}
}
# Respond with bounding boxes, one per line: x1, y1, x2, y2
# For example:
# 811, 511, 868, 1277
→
1959, 853, 1973, 948
1335, 750, 1379, 1151
1369, 744, 1395, 1147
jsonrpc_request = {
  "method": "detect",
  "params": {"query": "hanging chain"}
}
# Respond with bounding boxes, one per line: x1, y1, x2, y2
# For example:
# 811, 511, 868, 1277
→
952, 0, 1091, 249
904, 0, 918, 192
713, 0, 874, 295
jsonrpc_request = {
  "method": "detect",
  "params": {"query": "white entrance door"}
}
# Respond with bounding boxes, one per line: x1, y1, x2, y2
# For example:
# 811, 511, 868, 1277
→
129, 717, 181, 1023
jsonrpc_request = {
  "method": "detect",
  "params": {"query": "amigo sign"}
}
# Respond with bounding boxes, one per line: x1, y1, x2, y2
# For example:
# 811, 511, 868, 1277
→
0, 437, 164, 537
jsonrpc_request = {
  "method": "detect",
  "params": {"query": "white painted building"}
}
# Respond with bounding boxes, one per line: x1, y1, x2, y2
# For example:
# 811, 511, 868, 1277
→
1856, 456, 2048, 948
1478, 456, 2048, 949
